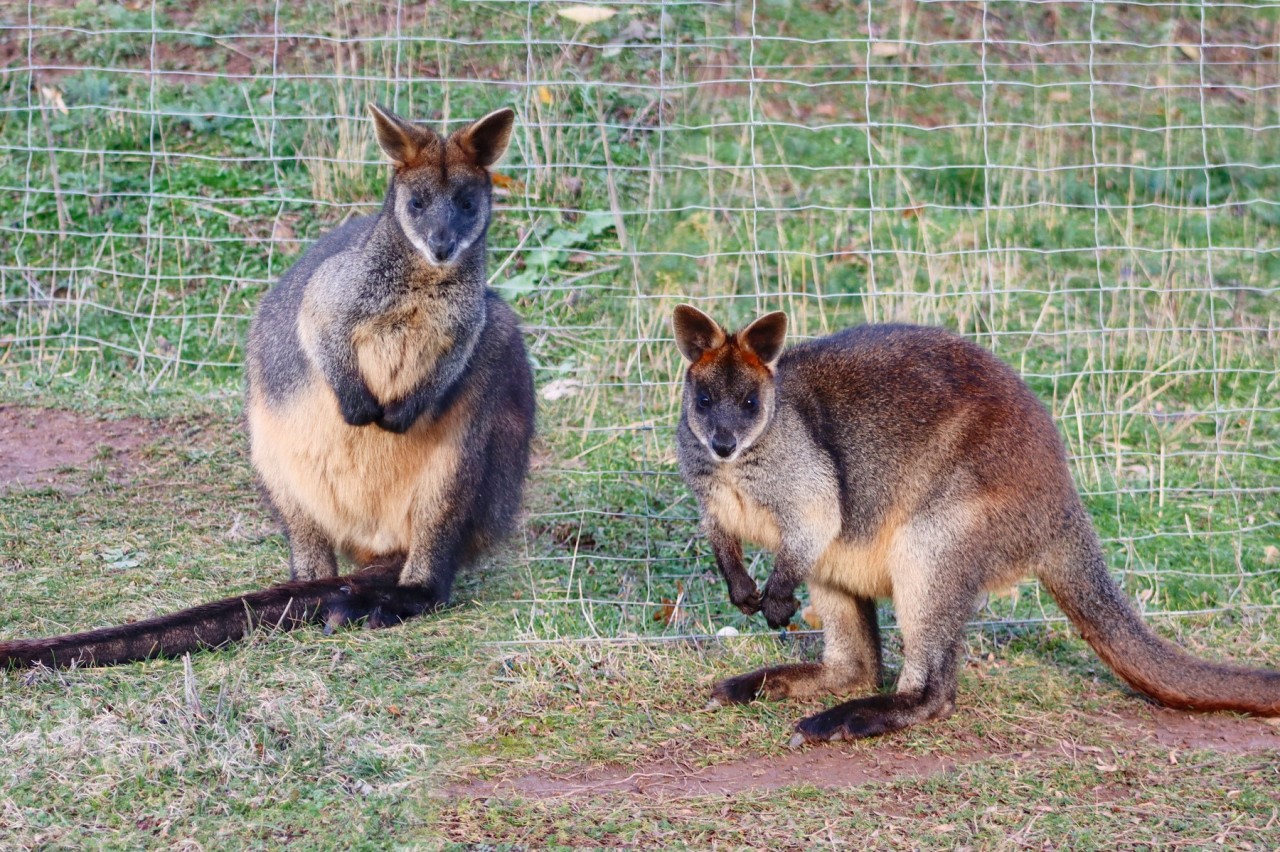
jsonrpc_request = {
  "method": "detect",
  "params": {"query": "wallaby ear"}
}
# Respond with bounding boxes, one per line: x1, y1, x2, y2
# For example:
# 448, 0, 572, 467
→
672, 304, 727, 364
738, 311, 788, 369
368, 103, 433, 169
455, 107, 516, 168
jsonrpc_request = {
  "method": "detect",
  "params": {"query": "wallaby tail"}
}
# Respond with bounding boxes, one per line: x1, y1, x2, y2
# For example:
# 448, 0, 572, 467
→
1039, 519, 1280, 715
0, 561, 403, 671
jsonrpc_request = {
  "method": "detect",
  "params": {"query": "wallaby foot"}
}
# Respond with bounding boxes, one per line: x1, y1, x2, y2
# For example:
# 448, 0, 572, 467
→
710, 662, 879, 705
318, 572, 445, 632
789, 687, 957, 745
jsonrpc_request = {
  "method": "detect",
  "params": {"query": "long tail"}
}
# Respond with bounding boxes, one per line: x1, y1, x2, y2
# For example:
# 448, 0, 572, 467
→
1040, 519, 1280, 715
0, 562, 403, 670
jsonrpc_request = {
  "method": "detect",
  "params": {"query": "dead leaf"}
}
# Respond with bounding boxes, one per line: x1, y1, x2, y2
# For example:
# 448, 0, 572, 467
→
1262, 545, 1279, 565
800, 604, 823, 629
39, 86, 68, 115
1177, 42, 1201, 62
901, 203, 925, 220
537, 85, 554, 106
491, 172, 526, 194
558, 5, 617, 25
387, 704, 403, 717
539, 378, 582, 402
814, 102, 839, 119
272, 219, 296, 244
654, 599, 683, 626
869, 42, 902, 59
832, 245, 869, 265
1049, 90, 1072, 103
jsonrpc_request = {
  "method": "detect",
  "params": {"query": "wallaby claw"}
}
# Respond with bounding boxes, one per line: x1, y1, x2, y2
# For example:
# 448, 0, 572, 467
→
730, 586, 762, 616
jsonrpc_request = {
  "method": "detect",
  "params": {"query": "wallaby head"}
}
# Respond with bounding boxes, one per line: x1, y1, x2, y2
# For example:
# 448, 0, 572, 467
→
672, 305, 787, 463
367, 103, 515, 267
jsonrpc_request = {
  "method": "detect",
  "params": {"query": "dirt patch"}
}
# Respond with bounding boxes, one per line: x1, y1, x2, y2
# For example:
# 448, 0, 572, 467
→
452, 707, 1279, 800
0, 405, 162, 493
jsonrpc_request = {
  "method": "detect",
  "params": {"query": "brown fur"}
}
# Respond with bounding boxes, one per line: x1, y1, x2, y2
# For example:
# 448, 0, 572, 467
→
2, 107, 534, 671
674, 305, 1280, 743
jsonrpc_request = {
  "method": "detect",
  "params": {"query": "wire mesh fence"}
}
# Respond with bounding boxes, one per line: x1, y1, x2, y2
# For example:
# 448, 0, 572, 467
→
2, 0, 1278, 644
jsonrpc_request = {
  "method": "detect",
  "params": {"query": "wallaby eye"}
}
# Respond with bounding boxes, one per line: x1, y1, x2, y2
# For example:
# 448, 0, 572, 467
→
743, 395, 758, 412
410, 197, 424, 213
459, 197, 475, 212
696, 393, 712, 410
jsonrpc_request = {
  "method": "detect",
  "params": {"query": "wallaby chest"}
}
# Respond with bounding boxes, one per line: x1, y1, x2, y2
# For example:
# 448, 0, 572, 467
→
350, 292, 462, 403
703, 470, 784, 552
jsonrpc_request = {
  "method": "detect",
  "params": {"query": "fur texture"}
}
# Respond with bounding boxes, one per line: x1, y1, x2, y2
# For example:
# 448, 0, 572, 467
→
673, 305, 1280, 742
2, 107, 534, 671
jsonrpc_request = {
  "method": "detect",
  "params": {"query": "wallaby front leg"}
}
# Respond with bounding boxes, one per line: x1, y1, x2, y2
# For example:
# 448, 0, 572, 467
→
299, 304, 383, 427
281, 507, 339, 581
706, 520, 760, 615
318, 343, 384, 427
376, 315, 483, 434
759, 538, 825, 628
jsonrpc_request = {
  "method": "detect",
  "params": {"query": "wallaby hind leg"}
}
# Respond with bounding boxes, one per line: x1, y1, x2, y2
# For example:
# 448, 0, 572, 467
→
281, 505, 339, 581
712, 583, 882, 704
792, 537, 984, 743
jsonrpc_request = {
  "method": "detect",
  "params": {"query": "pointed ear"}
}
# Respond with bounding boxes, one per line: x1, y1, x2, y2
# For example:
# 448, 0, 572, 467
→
672, 304, 727, 364
368, 103, 433, 168
738, 311, 787, 369
454, 108, 516, 168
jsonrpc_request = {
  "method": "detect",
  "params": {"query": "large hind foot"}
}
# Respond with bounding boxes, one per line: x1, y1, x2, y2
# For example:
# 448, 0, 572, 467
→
709, 662, 881, 706
788, 690, 957, 745
710, 663, 825, 705
319, 573, 446, 632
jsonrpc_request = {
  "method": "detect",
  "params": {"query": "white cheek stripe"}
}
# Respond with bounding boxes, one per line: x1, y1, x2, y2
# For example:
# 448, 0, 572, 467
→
396, 201, 441, 267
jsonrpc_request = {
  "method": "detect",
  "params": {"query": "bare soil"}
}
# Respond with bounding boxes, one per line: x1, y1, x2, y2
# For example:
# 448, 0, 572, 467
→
452, 707, 1279, 800
0, 405, 161, 493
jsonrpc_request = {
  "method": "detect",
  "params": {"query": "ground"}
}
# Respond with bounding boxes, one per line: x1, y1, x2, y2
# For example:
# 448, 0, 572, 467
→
3, 0, 1279, 846
0, 403, 1276, 848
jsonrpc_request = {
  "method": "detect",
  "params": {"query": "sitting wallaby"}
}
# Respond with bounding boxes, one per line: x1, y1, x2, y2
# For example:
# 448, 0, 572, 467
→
0, 106, 534, 669
672, 305, 1280, 744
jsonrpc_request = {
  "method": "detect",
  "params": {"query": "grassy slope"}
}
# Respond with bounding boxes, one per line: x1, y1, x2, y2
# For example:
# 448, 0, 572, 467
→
2, 0, 1278, 847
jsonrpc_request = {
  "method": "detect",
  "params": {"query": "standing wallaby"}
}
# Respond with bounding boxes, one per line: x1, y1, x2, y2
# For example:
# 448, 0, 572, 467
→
0, 106, 534, 669
672, 305, 1280, 744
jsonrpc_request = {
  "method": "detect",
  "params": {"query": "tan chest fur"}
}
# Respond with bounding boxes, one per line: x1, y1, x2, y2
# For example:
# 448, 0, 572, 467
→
705, 479, 783, 552
351, 301, 453, 403
706, 472, 899, 600
248, 380, 466, 559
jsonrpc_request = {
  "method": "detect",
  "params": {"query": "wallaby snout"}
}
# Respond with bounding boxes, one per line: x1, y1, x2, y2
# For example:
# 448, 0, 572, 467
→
427, 231, 458, 265
710, 432, 737, 459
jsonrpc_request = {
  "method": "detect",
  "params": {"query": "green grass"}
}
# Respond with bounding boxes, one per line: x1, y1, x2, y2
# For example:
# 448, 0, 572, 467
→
2, 0, 1279, 847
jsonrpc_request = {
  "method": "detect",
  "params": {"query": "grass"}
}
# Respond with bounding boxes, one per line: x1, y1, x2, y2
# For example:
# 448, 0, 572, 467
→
2, 0, 1279, 847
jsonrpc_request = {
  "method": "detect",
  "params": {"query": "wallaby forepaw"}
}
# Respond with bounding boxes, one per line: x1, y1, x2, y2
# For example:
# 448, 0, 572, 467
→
760, 592, 799, 629
374, 399, 421, 434
728, 584, 762, 615
338, 388, 384, 428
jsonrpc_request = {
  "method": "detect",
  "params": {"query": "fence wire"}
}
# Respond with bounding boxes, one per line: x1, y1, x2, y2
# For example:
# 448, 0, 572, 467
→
2, 0, 1278, 645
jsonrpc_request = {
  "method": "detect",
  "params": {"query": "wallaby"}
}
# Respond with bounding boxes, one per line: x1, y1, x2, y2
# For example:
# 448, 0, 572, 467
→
1, 105, 534, 670
672, 305, 1280, 744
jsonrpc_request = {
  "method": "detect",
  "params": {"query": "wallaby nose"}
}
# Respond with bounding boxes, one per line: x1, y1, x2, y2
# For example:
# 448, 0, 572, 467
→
711, 435, 737, 459
428, 233, 457, 262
